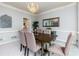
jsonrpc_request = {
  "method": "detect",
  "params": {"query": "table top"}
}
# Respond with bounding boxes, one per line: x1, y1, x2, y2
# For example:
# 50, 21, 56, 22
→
34, 32, 56, 44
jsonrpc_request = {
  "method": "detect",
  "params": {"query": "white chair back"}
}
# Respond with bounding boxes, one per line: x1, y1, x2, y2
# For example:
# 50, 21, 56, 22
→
25, 32, 37, 52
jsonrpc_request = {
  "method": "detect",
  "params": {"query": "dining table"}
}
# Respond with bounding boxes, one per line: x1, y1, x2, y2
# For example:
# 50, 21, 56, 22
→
33, 31, 57, 56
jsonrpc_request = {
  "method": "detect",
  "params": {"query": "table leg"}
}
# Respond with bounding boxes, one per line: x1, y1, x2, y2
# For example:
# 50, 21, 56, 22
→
49, 42, 51, 46
45, 44, 47, 50
41, 42, 44, 56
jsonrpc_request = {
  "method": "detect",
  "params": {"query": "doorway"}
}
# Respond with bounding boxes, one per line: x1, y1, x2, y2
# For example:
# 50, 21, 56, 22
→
23, 18, 31, 30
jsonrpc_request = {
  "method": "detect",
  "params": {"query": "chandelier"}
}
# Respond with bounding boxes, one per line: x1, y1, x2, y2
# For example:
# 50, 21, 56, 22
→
27, 3, 39, 14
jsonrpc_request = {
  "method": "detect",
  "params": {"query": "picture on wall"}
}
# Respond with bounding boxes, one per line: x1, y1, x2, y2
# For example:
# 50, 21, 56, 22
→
0, 14, 12, 28
43, 17, 59, 27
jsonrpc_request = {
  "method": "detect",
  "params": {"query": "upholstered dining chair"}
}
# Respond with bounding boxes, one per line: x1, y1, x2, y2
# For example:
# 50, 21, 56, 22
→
48, 32, 72, 56
25, 32, 41, 56
19, 30, 27, 56
36, 28, 44, 33
43, 29, 51, 34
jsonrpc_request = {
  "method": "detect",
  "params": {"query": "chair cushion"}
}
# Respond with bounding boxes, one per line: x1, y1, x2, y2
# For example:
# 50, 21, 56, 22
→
48, 44, 64, 56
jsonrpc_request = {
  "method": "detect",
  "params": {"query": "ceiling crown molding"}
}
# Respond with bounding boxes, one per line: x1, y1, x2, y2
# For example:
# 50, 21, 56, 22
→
0, 3, 76, 16
38, 3, 76, 15
0, 3, 35, 16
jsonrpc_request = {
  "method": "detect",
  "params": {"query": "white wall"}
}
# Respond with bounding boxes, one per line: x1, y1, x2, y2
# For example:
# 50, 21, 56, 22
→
35, 3, 77, 43
0, 3, 36, 45
0, 3, 35, 31
78, 3, 79, 47
0, 3, 77, 44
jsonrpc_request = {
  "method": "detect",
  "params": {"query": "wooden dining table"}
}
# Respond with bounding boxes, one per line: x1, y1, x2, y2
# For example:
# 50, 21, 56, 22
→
34, 32, 57, 56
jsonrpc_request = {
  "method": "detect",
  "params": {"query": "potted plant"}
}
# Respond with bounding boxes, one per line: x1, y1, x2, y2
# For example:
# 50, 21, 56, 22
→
32, 21, 39, 30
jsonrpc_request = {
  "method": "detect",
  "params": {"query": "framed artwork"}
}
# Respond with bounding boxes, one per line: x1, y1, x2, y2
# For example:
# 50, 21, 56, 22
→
43, 17, 59, 27
0, 14, 12, 28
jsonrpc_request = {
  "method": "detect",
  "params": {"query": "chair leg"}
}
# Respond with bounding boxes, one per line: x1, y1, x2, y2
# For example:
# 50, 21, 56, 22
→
27, 48, 29, 56
20, 44, 22, 52
24, 47, 27, 56
34, 52, 36, 56
48, 51, 50, 56
41, 43, 44, 56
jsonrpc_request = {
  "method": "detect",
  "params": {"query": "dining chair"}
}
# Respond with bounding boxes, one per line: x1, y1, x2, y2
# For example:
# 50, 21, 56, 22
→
36, 28, 43, 33
19, 30, 27, 56
43, 29, 51, 34
25, 32, 41, 56
48, 32, 72, 56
